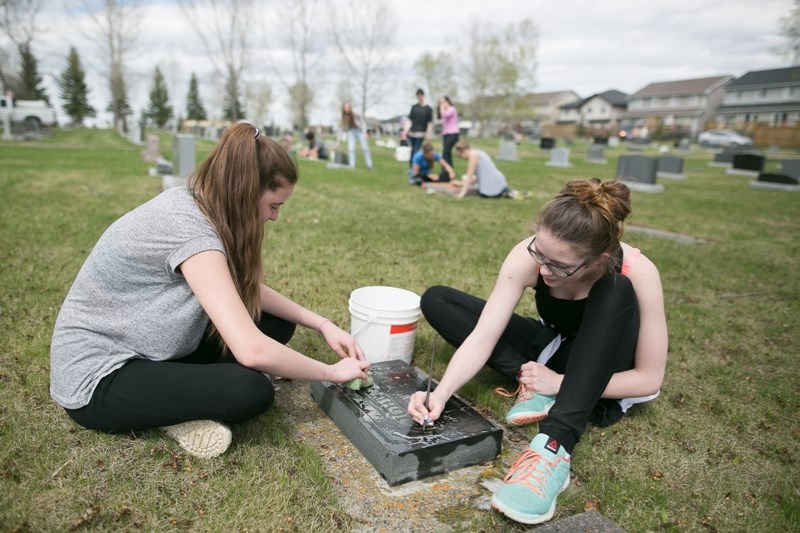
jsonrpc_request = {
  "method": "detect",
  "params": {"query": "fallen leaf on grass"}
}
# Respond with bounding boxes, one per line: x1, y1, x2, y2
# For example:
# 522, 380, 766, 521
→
583, 500, 601, 512
69, 507, 98, 530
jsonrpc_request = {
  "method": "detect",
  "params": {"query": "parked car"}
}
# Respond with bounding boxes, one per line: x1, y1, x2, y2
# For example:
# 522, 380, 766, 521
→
698, 129, 753, 148
0, 95, 57, 131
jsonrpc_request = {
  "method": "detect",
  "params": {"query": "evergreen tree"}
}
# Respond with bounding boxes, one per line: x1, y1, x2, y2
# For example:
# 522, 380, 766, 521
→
144, 66, 173, 128
58, 47, 95, 126
184, 72, 207, 121
223, 74, 245, 122
107, 69, 132, 131
17, 43, 49, 103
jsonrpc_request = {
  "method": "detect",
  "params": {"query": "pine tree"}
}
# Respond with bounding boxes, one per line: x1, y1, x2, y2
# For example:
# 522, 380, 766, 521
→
223, 75, 245, 122
107, 69, 132, 131
17, 43, 49, 103
144, 66, 173, 128
185, 72, 207, 121
58, 47, 95, 126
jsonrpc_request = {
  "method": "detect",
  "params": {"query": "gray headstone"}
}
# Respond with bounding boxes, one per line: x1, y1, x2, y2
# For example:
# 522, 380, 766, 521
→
617, 154, 657, 184
608, 136, 620, 148
586, 144, 606, 164
546, 147, 571, 167
780, 159, 800, 179
498, 140, 519, 161
676, 138, 691, 151
173, 134, 196, 179
656, 155, 687, 180
142, 134, 160, 162
310, 359, 503, 486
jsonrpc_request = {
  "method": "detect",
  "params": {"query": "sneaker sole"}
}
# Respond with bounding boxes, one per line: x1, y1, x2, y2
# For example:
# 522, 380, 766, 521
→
162, 420, 232, 459
505, 411, 550, 426
489, 475, 570, 525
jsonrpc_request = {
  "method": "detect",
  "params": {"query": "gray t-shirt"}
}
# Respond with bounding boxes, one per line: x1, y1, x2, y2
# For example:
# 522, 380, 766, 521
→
50, 187, 225, 409
474, 149, 509, 197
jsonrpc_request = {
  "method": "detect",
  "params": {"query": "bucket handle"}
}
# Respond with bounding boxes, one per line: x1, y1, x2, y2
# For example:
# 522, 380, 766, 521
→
352, 315, 377, 339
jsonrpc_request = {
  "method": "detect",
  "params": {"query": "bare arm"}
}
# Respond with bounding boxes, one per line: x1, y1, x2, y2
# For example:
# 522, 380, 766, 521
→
408, 240, 537, 422
181, 251, 368, 382
455, 151, 480, 198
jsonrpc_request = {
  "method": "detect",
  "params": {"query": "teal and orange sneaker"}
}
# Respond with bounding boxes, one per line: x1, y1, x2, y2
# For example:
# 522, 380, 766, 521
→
490, 433, 571, 524
496, 383, 555, 426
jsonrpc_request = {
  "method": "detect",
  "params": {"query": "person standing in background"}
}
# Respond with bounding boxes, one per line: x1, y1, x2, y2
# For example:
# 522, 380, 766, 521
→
438, 96, 459, 181
337, 101, 373, 170
402, 88, 433, 182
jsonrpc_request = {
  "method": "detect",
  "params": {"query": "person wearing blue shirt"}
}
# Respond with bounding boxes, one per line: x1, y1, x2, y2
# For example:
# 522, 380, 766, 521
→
410, 142, 455, 186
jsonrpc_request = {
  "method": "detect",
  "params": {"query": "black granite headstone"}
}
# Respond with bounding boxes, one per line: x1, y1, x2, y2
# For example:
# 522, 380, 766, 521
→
758, 173, 799, 185
593, 136, 608, 145
540, 137, 555, 150
780, 159, 800, 179
656, 155, 684, 174
310, 360, 503, 486
732, 153, 765, 172
616, 154, 657, 184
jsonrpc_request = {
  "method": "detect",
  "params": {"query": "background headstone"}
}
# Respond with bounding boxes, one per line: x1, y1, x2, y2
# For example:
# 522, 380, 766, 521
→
750, 172, 800, 191
616, 154, 663, 192
586, 144, 607, 164
498, 140, 519, 161
780, 159, 800, 179
608, 136, 620, 148
546, 147, 571, 167
142, 134, 160, 162
173, 134, 196, 179
656, 155, 687, 180
539, 137, 555, 150
727, 153, 765, 177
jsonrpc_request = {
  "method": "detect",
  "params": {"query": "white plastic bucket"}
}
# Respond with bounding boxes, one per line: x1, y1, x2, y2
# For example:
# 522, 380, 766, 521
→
349, 286, 421, 364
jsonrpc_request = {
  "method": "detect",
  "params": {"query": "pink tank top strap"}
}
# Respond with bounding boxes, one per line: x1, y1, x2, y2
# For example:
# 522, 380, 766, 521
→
621, 247, 641, 276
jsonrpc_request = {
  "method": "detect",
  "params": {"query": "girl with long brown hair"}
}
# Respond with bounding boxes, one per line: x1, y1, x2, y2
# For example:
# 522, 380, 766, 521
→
51, 123, 369, 458
408, 178, 667, 525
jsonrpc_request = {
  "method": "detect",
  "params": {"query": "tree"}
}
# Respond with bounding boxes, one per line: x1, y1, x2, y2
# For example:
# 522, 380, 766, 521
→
413, 51, 458, 102
58, 46, 95, 125
79, 0, 141, 131
273, 0, 323, 130
0, 0, 42, 94
178, 0, 256, 122
245, 82, 272, 128
462, 17, 538, 135
17, 42, 48, 102
329, 0, 396, 120
185, 72, 207, 121
775, 0, 800, 65
144, 66, 173, 128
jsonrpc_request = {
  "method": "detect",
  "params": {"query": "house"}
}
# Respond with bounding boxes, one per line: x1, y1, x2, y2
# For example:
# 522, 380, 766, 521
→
713, 67, 800, 127
557, 90, 629, 133
622, 75, 733, 139
529, 90, 581, 128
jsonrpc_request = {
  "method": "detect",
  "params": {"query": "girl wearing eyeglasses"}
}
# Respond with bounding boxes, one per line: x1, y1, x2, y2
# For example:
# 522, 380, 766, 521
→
407, 178, 667, 525
50, 123, 369, 459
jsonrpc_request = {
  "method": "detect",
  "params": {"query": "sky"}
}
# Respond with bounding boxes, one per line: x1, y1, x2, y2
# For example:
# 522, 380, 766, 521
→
13, 0, 795, 128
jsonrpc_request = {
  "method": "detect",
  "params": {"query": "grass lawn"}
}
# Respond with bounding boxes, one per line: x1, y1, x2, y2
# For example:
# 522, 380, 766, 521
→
1, 128, 798, 531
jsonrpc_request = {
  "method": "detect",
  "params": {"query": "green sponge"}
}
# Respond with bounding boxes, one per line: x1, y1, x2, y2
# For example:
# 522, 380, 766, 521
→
344, 374, 374, 391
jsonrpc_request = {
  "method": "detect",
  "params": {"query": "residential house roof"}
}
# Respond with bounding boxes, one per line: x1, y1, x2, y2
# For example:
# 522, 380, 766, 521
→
529, 90, 579, 105
631, 75, 732, 98
726, 67, 800, 88
560, 89, 629, 109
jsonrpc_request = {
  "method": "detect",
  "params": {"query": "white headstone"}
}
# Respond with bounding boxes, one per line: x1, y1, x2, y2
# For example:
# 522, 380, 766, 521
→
546, 147, 571, 167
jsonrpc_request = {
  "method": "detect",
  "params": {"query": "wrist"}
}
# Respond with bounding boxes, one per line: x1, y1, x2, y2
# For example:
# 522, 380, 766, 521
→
317, 319, 332, 333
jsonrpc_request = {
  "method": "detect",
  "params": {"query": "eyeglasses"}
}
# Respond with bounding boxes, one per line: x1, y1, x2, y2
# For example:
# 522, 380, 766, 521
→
526, 236, 591, 278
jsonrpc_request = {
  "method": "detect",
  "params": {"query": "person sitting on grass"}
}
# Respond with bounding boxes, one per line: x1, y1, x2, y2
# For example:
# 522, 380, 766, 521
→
299, 131, 328, 160
50, 122, 370, 459
407, 178, 667, 525
423, 140, 525, 199
409, 141, 456, 186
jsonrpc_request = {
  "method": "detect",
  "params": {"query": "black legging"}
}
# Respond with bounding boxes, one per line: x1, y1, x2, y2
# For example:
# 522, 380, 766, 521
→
65, 313, 296, 433
420, 277, 639, 454
439, 133, 459, 180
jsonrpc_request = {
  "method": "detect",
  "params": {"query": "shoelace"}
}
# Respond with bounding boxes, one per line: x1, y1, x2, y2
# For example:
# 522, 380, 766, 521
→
495, 382, 533, 402
503, 448, 554, 496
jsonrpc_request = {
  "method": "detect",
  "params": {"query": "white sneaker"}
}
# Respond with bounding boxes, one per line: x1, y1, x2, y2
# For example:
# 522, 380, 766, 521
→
161, 420, 232, 458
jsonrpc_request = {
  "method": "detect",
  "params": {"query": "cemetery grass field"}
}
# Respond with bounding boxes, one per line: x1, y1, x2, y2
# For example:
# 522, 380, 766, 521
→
1, 128, 798, 532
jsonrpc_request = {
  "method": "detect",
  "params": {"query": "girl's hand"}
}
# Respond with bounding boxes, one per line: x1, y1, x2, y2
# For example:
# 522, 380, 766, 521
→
329, 357, 370, 383
518, 362, 562, 396
320, 321, 366, 361
407, 390, 445, 426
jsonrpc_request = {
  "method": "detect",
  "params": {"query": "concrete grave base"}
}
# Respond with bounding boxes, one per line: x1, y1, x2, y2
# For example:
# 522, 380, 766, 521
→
621, 180, 664, 193
311, 359, 503, 486
657, 171, 688, 180
726, 168, 760, 178
749, 181, 800, 192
